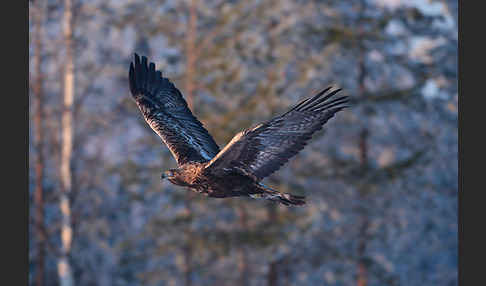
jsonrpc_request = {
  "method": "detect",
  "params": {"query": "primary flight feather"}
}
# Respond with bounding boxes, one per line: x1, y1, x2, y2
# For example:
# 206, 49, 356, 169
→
129, 53, 349, 206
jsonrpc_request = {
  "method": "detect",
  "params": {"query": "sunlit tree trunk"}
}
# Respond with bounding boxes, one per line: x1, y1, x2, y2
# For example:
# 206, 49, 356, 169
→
58, 0, 75, 285
32, 0, 47, 285
182, 1, 198, 285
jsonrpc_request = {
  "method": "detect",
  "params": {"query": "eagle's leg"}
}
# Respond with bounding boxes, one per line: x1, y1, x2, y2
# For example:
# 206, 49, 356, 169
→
253, 183, 306, 206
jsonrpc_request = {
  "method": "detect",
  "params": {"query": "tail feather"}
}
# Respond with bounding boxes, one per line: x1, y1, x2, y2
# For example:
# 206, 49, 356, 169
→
253, 183, 306, 206
274, 192, 306, 206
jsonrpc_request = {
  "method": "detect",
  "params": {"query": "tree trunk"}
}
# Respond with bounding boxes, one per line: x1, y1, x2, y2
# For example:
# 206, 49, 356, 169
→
182, 2, 198, 285
32, 1, 47, 285
356, 62, 369, 286
58, 0, 75, 285
237, 204, 250, 286
183, 244, 193, 286
357, 129, 369, 286
184, 0, 197, 110
356, 1, 369, 284
266, 192, 278, 286
267, 260, 278, 286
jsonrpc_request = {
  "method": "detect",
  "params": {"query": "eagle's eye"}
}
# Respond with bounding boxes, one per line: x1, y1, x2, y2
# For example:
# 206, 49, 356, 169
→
162, 170, 176, 180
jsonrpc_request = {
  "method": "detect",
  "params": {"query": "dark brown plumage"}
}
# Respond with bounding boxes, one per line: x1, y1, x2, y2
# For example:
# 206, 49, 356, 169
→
129, 53, 349, 206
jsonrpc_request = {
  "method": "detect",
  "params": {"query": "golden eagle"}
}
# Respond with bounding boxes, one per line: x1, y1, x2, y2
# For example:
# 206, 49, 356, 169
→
129, 54, 349, 206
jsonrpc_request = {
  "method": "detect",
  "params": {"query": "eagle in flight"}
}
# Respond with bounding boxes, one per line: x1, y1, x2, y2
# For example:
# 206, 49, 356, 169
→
129, 54, 349, 206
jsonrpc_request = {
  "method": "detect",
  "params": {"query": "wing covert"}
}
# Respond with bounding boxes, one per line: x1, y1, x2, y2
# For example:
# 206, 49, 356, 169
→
205, 87, 349, 180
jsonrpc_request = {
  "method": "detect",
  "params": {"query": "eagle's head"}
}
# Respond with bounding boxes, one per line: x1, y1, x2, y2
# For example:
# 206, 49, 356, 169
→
161, 169, 187, 186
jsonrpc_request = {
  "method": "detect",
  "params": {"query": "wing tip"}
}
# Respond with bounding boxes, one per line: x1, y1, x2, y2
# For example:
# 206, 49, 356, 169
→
129, 62, 136, 95
129, 53, 159, 96
288, 86, 350, 114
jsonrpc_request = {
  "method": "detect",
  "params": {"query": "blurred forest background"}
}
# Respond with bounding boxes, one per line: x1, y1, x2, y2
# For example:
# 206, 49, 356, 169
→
28, 0, 458, 285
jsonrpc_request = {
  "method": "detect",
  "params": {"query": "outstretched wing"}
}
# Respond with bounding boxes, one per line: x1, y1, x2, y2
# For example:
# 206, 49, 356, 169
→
205, 87, 349, 180
129, 53, 220, 165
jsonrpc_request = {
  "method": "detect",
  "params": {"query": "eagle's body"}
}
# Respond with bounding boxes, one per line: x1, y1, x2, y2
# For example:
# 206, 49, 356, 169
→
129, 54, 349, 206
165, 161, 303, 204
169, 162, 259, 197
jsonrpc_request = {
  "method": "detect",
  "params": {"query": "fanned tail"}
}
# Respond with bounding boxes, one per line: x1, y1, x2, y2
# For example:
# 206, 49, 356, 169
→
252, 183, 306, 206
